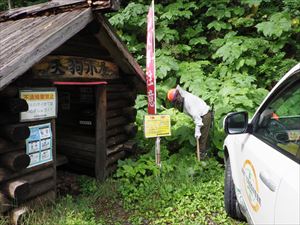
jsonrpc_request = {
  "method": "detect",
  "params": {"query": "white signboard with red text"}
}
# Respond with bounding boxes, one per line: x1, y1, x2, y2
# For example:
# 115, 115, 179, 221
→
20, 88, 57, 122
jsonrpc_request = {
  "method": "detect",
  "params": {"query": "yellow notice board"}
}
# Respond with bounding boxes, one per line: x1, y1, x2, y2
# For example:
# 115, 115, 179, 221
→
144, 115, 171, 138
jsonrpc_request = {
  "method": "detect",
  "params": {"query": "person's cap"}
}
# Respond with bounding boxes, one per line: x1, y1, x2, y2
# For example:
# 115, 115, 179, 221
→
167, 89, 177, 102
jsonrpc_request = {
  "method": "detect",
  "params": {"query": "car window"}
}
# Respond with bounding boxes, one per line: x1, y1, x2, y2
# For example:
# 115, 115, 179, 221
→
254, 81, 300, 161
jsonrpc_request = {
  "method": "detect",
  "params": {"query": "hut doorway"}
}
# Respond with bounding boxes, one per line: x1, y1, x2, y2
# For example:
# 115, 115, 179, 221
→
54, 82, 107, 180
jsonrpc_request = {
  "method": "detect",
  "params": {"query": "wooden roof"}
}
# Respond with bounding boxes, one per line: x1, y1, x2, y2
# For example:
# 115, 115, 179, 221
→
0, 0, 120, 21
0, 0, 146, 91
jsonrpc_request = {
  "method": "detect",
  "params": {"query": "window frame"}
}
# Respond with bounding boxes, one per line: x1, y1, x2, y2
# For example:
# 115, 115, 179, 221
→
251, 71, 300, 164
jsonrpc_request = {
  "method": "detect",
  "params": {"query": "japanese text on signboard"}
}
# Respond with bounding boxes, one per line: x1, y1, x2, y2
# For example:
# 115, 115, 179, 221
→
20, 88, 57, 122
32, 56, 119, 80
144, 115, 171, 138
146, 2, 156, 114
26, 123, 53, 168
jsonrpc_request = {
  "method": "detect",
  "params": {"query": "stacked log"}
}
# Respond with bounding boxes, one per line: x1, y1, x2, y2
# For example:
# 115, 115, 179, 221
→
9, 207, 28, 225
0, 193, 11, 214
0, 151, 30, 171
0, 87, 30, 213
0, 85, 56, 217
104, 81, 138, 178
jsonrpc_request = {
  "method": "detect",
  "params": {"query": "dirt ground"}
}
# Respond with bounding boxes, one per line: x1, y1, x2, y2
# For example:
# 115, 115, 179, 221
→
56, 170, 82, 196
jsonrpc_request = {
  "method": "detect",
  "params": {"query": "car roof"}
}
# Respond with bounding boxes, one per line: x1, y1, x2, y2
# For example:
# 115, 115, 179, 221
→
252, 63, 300, 119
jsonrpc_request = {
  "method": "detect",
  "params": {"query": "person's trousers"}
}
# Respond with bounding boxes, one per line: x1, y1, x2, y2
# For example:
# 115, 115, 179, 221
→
199, 111, 212, 157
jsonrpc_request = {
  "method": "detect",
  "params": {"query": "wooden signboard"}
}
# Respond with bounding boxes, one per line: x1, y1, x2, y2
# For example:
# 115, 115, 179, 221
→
32, 56, 119, 80
144, 115, 171, 138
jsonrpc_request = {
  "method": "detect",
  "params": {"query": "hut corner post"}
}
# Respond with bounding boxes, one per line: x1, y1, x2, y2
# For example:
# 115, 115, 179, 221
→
51, 119, 57, 195
95, 86, 107, 181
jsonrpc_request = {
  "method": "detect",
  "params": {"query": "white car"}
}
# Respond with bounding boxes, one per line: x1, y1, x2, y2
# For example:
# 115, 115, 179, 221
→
223, 63, 300, 224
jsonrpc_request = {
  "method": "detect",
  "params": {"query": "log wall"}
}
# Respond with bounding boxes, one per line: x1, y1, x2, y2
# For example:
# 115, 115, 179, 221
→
105, 81, 138, 177
0, 85, 56, 217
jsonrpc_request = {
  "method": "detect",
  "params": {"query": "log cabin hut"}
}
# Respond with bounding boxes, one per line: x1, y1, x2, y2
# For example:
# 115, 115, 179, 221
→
0, 0, 146, 219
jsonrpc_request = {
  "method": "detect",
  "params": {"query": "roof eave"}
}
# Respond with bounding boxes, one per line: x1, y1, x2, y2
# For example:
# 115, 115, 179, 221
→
0, 8, 94, 90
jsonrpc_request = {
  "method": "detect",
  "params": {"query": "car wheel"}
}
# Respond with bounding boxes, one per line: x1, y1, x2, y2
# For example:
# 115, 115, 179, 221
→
224, 157, 244, 220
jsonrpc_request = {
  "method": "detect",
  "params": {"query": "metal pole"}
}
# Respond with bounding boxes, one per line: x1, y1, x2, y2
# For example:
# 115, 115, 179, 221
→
155, 137, 161, 167
151, 0, 161, 168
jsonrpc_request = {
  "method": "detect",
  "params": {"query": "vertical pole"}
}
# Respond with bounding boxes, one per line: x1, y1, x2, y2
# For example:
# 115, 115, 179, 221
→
196, 138, 200, 161
7, 0, 12, 10
155, 137, 161, 167
151, 0, 161, 168
95, 86, 107, 181
51, 119, 57, 198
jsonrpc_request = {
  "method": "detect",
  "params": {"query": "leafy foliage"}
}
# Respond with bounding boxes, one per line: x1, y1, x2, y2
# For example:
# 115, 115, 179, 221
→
109, 0, 299, 155
115, 151, 245, 224
256, 12, 292, 38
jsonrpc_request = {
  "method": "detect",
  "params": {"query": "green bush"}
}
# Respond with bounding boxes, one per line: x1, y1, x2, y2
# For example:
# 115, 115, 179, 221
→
110, 0, 300, 156
115, 150, 245, 224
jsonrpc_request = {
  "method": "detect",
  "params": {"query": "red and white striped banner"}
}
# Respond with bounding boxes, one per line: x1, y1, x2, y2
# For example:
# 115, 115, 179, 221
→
146, 0, 156, 115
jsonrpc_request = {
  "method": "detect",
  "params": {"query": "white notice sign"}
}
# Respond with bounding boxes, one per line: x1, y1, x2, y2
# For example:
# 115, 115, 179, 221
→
20, 88, 57, 122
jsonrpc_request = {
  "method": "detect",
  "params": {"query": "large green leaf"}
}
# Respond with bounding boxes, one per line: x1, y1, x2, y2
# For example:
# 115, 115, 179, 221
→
256, 12, 292, 38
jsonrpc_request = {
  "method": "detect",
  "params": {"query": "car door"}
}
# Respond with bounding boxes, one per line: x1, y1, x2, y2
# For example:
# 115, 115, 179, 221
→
237, 77, 300, 224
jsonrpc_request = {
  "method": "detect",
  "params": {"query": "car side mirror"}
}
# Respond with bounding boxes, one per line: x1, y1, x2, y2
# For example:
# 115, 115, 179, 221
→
224, 112, 249, 134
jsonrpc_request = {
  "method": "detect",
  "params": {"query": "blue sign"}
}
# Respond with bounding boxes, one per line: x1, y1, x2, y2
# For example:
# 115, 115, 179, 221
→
26, 123, 53, 168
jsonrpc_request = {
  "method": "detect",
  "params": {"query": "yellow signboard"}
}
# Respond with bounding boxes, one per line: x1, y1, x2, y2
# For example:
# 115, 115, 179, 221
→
144, 115, 171, 138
